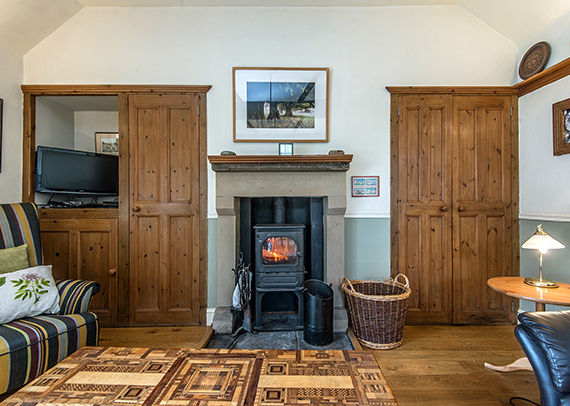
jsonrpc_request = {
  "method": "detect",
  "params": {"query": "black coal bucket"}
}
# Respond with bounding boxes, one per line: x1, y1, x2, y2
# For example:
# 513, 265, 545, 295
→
303, 279, 334, 346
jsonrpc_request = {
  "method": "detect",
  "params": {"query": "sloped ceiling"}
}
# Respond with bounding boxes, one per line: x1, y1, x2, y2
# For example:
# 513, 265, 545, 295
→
1, 0, 569, 55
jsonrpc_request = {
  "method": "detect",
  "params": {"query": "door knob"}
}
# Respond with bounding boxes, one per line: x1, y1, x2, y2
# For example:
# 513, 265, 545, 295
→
458, 206, 466, 212
108, 269, 117, 276
132, 206, 142, 212
440, 206, 449, 212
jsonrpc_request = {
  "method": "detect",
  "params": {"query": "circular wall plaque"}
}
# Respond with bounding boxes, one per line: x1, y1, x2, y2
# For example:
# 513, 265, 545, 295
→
519, 41, 551, 80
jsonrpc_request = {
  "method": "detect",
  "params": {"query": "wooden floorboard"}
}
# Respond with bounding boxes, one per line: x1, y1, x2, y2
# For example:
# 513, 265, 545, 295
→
371, 325, 540, 406
98, 325, 213, 349
95, 324, 539, 405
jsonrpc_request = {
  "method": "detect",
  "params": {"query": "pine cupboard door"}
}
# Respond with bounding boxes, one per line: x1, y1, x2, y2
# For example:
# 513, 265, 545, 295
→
393, 94, 454, 324
40, 218, 119, 326
128, 94, 201, 325
451, 95, 514, 324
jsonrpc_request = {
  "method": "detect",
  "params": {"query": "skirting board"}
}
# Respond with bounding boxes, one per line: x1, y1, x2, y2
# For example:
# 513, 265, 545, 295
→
207, 308, 216, 326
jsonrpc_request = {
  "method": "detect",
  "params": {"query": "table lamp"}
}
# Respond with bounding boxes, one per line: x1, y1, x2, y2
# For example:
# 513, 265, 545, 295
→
522, 224, 565, 288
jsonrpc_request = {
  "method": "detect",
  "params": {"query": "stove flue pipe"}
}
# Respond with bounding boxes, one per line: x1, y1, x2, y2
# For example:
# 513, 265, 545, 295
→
274, 197, 286, 224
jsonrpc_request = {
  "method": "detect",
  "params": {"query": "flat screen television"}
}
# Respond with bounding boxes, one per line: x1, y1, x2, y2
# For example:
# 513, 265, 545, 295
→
36, 146, 118, 196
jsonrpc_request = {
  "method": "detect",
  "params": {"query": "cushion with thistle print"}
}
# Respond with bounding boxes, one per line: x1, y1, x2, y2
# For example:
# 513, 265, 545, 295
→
0, 265, 60, 324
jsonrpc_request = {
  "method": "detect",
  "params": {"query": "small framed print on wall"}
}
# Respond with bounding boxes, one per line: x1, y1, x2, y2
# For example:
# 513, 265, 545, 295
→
351, 176, 379, 197
95, 132, 119, 155
553, 97, 570, 156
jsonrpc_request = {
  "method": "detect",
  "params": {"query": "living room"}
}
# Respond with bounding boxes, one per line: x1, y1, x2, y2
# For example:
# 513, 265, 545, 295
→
1, 1, 570, 405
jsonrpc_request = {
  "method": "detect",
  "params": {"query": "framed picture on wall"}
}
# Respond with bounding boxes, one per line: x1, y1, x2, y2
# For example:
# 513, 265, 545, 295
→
553, 97, 570, 156
233, 67, 329, 142
95, 132, 119, 155
351, 176, 379, 197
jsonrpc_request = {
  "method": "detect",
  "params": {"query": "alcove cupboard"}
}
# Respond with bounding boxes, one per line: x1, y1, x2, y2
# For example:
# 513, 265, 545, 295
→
21, 85, 210, 327
389, 87, 519, 325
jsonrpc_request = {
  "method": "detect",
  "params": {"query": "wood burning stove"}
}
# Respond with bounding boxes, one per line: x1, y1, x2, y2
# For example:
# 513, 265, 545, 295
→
253, 224, 305, 330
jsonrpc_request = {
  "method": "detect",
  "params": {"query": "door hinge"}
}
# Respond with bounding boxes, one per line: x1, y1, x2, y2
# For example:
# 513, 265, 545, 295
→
510, 107, 513, 117
512, 301, 515, 312
397, 107, 400, 117
198, 105, 200, 116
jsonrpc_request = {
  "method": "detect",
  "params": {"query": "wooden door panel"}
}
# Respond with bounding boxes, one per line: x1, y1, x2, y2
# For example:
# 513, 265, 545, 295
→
40, 218, 118, 326
169, 108, 196, 203
396, 94, 453, 324
403, 212, 452, 324
168, 216, 199, 318
76, 226, 118, 325
131, 216, 161, 313
453, 96, 513, 324
41, 229, 73, 281
129, 94, 201, 325
135, 107, 161, 202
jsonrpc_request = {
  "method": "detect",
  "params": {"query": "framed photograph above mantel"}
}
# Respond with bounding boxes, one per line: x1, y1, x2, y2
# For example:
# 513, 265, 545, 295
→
233, 67, 329, 142
553, 97, 570, 156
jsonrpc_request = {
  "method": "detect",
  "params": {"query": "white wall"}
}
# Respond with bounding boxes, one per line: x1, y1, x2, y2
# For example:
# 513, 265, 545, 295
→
22, 6, 518, 217
74, 111, 119, 152
517, 12, 570, 220
0, 42, 23, 203
36, 98, 75, 149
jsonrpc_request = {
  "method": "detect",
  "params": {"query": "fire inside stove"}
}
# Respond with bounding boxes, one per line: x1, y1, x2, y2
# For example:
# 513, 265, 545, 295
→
261, 237, 298, 265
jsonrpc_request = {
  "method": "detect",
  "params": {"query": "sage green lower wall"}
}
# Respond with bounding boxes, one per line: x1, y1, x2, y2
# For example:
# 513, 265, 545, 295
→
520, 219, 570, 312
208, 218, 570, 311
207, 217, 391, 308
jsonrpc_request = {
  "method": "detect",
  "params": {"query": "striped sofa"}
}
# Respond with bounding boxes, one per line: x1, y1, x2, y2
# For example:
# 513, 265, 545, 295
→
0, 203, 100, 395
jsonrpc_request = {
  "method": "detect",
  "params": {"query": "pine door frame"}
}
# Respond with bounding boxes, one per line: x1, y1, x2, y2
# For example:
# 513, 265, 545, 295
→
21, 84, 211, 326
388, 87, 520, 324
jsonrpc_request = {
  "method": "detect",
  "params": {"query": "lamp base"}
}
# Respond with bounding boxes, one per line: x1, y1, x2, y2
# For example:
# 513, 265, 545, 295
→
524, 277, 559, 288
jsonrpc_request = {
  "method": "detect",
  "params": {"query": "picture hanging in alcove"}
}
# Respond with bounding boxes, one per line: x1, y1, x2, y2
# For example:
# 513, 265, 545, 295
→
553, 97, 570, 156
95, 132, 119, 155
233, 67, 329, 142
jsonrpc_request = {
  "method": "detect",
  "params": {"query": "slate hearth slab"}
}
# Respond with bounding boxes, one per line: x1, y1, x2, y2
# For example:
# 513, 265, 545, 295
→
207, 331, 353, 351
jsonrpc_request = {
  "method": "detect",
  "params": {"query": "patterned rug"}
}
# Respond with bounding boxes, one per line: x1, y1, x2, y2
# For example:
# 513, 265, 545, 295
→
3, 346, 397, 405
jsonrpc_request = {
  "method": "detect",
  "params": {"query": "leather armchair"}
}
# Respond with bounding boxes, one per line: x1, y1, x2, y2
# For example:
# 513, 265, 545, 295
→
515, 310, 570, 406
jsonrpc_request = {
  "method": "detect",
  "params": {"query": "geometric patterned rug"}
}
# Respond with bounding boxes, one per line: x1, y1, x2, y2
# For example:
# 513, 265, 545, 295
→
2, 346, 398, 405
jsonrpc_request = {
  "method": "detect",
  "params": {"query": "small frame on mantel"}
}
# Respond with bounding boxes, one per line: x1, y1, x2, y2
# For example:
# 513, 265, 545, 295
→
553, 97, 570, 156
351, 176, 379, 197
279, 143, 293, 155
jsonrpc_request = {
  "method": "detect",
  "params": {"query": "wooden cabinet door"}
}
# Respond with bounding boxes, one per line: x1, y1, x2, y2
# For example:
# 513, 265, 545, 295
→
128, 94, 202, 325
393, 94, 454, 324
40, 218, 119, 326
452, 95, 514, 324
391, 90, 517, 325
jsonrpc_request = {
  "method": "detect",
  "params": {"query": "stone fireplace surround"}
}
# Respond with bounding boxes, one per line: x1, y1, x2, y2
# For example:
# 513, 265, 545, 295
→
209, 154, 352, 333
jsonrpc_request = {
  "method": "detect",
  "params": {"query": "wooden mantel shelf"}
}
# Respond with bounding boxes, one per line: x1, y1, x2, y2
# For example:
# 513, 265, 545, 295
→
208, 154, 353, 172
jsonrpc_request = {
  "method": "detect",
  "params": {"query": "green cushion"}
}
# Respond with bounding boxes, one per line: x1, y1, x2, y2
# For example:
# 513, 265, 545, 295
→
0, 244, 30, 274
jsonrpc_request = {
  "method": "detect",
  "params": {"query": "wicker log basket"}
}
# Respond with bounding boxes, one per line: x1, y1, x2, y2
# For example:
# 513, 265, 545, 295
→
342, 274, 411, 350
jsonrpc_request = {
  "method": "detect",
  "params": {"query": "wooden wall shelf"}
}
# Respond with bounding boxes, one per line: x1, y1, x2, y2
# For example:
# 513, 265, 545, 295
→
386, 86, 516, 95
513, 57, 570, 97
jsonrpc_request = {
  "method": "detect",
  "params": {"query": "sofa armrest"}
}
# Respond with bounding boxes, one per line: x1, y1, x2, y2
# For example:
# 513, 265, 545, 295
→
56, 280, 101, 314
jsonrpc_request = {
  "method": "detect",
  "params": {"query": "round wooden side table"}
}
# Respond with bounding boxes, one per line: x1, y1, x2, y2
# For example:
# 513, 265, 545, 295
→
484, 276, 570, 372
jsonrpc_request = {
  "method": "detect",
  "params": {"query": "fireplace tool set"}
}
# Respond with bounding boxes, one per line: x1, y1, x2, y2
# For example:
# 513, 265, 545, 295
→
231, 252, 253, 336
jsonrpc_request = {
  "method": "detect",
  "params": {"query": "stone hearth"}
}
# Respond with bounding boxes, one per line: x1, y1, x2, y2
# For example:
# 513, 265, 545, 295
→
209, 154, 352, 333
